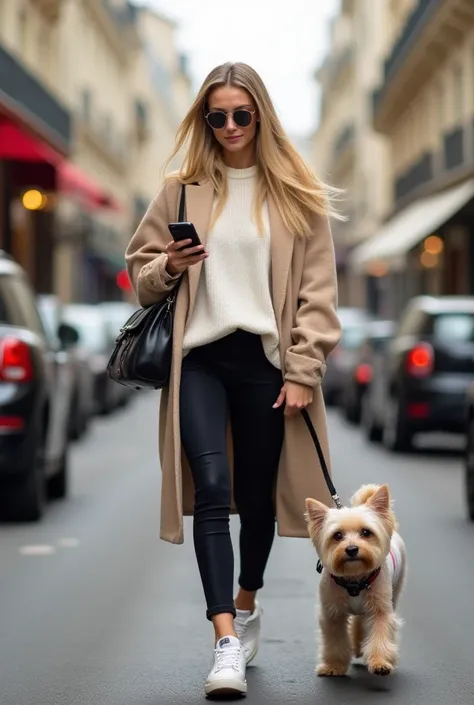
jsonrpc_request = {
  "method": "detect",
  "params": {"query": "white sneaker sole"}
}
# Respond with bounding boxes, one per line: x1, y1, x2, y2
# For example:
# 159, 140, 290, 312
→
245, 642, 259, 666
204, 677, 247, 697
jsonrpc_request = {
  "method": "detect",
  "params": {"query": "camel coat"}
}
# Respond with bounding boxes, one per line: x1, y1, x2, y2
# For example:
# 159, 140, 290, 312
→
125, 177, 342, 544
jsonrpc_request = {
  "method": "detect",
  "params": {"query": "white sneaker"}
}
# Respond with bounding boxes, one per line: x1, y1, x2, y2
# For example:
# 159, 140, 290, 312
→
234, 601, 262, 665
204, 635, 247, 697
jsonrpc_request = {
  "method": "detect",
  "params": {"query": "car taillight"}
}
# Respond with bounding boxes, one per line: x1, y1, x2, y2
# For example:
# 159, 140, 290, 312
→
406, 343, 434, 378
0, 338, 33, 382
355, 363, 372, 385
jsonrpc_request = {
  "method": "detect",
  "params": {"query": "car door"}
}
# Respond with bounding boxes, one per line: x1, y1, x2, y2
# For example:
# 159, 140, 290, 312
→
9, 279, 72, 465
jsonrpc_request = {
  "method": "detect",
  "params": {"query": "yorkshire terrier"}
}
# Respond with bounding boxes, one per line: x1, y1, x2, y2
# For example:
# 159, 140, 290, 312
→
305, 484, 406, 677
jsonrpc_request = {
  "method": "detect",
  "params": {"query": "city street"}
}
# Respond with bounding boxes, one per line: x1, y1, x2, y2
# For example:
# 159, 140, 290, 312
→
0, 393, 473, 705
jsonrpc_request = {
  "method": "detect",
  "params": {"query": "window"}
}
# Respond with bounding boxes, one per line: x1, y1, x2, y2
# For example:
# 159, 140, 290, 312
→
436, 81, 445, 134
0, 275, 45, 338
452, 64, 464, 124
432, 313, 474, 342
81, 89, 92, 123
7, 278, 46, 337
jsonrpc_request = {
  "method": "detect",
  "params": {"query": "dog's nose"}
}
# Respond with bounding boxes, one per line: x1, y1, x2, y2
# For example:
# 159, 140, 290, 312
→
345, 545, 359, 557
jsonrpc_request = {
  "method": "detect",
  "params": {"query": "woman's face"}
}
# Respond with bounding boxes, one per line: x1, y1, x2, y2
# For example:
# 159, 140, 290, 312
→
206, 86, 258, 156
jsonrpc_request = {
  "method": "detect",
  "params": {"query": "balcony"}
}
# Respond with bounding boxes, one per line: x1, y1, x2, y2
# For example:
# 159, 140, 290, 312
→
394, 151, 434, 203
443, 126, 464, 170
373, 0, 474, 132
385, 0, 441, 87
0, 44, 71, 152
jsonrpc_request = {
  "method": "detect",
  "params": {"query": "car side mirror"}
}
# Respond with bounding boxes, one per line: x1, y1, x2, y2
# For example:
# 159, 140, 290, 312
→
58, 322, 79, 348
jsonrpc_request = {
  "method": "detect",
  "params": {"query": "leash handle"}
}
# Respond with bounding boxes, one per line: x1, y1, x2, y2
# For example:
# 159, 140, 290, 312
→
300, 408, 342, 509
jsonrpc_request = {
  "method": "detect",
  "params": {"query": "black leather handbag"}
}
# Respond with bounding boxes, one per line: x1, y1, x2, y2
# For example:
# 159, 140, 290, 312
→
106, 185, 186, 390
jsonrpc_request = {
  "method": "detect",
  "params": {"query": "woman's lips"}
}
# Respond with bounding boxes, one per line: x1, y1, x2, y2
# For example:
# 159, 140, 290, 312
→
226, 135, 242, 143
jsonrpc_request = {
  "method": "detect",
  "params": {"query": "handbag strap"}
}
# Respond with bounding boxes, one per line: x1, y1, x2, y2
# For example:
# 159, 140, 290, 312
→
178, 183, 186, 221
300, 408, 342, 509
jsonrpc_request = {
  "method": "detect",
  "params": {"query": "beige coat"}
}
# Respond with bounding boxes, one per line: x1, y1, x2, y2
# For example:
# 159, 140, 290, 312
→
125, 178, 342, 544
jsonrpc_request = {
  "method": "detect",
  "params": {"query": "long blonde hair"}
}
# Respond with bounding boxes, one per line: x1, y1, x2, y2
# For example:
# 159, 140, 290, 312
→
164, 62, 342, 236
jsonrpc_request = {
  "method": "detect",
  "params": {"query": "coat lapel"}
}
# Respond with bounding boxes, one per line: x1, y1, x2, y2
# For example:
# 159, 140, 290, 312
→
268, 195, 295, 326
183, 181, 214, 324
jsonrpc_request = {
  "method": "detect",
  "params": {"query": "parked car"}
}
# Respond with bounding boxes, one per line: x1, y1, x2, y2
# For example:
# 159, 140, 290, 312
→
323, 307, 371, 406
37, 295, 95, 440
463, 383, 474, 521
62, 304, 121, 415
0, 252, 78, 521
340, 319, 395, 424
362, 296, 474, 452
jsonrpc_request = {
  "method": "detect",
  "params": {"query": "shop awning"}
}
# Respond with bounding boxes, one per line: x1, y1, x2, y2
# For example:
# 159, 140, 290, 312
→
0, 119, 122, 212
58, 162, 122, 211
0, 119, 62, 163
350, 178, 474, 273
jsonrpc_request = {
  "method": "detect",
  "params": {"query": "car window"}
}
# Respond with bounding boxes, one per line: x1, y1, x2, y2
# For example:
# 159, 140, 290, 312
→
0, 275, 46, 337
63, 310, 108, 353
432, 314, 474, 343
341, 326, 366, 350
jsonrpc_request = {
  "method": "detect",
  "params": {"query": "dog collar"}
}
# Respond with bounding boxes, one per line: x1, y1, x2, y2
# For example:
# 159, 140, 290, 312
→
316, 560, 381, 597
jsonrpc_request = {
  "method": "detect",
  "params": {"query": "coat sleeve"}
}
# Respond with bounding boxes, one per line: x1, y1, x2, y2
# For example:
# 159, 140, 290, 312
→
284, 213, 342, 389
125, 179, 182, 308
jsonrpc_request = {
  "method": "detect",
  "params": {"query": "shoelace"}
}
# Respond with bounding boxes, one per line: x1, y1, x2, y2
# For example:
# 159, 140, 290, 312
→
214, 647, 242, 672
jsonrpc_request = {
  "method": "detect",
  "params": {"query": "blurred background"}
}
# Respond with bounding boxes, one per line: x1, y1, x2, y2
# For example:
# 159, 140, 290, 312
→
1, 2, 474, 703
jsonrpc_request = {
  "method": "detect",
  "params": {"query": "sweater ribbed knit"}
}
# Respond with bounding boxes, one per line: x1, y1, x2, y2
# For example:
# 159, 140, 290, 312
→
182, 165, 281, 368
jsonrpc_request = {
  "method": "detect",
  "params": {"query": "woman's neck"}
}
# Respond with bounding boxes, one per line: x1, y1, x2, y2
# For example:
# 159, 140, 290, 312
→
223, 145, 256, 169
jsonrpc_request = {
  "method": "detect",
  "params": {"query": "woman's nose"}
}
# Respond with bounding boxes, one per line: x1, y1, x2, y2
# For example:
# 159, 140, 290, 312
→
225, 114, 237, 131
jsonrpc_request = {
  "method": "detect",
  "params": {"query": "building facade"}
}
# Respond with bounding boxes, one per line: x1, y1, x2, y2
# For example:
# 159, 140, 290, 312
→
350, 0, 474, 318
312, 0, 392, 308
0, 0, 192, 304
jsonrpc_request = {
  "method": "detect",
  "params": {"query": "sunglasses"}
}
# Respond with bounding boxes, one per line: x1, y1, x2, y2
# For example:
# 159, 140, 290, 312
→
205, 109, 256, 130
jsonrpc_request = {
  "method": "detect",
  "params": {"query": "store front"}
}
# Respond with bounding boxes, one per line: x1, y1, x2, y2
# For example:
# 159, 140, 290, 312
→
349, 178, 474, 319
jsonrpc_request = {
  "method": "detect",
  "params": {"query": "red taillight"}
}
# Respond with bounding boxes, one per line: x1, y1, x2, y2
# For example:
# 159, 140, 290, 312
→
355, 363, 372, 385
406, 343, 434, 377
407, 402, 430, 419
0, 416, 24, 431
0, 338, 33, 382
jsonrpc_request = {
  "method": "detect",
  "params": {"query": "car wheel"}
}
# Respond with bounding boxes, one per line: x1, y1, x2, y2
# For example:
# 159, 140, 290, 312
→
5, 442, 46, 522
382, 397, 413, 453
464, 418, 474, 521
361, 392, 382, 443
47, 449, 69, 500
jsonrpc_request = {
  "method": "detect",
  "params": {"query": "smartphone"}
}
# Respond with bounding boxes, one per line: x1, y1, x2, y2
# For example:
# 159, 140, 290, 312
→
168, 222, 204, 251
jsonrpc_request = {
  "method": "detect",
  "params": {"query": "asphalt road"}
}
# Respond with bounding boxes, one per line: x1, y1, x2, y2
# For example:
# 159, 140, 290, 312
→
0, 392, 473, 705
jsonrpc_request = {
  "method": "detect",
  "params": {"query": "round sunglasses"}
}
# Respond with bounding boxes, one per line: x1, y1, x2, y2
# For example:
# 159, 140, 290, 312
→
205, 109, 256, 130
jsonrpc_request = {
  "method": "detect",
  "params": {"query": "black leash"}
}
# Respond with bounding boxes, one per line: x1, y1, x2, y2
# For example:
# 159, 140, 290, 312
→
300, 408, 342, 510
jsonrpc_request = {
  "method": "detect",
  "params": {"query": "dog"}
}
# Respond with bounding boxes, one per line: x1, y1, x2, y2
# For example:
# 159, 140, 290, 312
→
305, 484, 406, 677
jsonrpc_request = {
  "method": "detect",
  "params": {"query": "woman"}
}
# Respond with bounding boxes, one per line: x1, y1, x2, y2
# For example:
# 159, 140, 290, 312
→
126, 62, 342, 697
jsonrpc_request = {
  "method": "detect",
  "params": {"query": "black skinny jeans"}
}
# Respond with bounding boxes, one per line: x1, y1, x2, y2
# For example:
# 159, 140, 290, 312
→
180, 331, 284, 621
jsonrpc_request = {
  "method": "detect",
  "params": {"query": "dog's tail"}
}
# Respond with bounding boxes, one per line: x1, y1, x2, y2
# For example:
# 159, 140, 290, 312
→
351, 484, 382, 506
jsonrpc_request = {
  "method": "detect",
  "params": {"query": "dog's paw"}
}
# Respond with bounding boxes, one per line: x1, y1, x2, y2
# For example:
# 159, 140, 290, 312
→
367, 660, 393, 676
317, 663, 348, 677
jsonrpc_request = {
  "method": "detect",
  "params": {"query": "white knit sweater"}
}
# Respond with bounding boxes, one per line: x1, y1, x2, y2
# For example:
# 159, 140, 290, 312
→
182, 165, 281, 368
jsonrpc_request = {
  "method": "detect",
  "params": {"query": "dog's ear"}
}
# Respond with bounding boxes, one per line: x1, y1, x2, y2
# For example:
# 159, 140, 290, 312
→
305, 498, 328, 535
367, 484, 391, 516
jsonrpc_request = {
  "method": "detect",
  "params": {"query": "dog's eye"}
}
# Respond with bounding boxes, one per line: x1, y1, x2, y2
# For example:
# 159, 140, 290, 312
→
332, 531, 344, 541
360, 528, 372, 538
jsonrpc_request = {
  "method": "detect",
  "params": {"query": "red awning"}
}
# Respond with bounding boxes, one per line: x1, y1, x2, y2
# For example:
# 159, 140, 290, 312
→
0, 119, 62, 164
0, 119, 122, 211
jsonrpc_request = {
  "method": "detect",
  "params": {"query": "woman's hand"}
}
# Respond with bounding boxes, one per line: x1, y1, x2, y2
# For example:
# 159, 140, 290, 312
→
273, 381, 313, 417
165, 239, 208, 275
